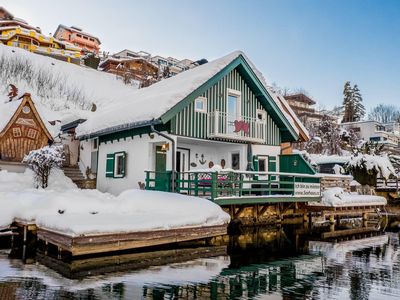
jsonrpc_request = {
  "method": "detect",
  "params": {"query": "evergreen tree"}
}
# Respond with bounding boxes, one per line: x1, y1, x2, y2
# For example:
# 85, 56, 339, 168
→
342, 81, 365, 123
352, 84, 365, 121
342, 81, 354, 123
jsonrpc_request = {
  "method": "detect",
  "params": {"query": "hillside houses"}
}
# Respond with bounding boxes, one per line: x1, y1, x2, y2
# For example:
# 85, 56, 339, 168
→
53, 25, 101, 55
0, 7, 81, 64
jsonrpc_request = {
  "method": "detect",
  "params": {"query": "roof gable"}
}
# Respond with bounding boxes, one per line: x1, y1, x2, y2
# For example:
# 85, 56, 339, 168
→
161, 55, 299, 142
0, 94, 53, 141
76, 51, 299, 141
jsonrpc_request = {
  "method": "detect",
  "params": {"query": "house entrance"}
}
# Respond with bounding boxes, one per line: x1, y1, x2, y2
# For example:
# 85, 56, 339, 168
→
155, 145, 168, 190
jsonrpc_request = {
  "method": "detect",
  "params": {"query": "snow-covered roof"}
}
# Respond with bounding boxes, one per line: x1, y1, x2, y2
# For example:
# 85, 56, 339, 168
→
76, 51, 299, 139
0, 95, 20, 132
0, 94, 59, 138
99, 56, 159, 69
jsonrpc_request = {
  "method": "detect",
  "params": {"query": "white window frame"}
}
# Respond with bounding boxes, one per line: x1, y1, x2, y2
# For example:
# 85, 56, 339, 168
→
256, 109, 266, 122
114, 152, 125, 178
257, 155, 268, 172
227, 89, 242, 118
195, 96, 207, 113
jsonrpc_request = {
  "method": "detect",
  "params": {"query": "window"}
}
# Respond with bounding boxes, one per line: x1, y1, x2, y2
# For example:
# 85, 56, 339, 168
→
27, 128, 37, 139
258, 156, 267, 172
106, 152, 126, 178
256, 109, 266, 122
114, 153, 125, 177
12, 127, 21, 138
227, 89, 241, 134
195, 97, 207, 113
231, 153, 240, 170
93, 138, 98, 150
22, 106, 30, 114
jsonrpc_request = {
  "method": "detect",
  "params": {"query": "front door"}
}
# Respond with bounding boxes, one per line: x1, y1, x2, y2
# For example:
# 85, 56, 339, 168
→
155, 145, 168, 191
176, 148, 190, 190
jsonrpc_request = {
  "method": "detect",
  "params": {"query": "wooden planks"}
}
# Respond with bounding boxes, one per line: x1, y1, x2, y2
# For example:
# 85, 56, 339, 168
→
37, 224, 228, 256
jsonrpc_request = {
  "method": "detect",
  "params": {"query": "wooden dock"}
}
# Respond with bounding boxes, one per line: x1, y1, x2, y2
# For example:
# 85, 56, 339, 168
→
37, 224, 227, 256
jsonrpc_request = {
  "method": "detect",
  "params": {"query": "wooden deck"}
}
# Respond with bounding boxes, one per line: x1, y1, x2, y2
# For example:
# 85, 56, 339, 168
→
37, 224, 227, 256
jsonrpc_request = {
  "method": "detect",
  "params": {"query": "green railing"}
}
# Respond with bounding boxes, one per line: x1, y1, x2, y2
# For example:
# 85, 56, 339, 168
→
145, 170, 321, 201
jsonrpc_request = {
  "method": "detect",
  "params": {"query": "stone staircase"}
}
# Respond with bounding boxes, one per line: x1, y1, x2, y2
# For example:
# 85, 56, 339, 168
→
62, 166, 96, 189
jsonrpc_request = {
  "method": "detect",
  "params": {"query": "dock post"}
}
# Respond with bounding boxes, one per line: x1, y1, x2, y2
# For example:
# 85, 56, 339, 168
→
363, 212, 369, 227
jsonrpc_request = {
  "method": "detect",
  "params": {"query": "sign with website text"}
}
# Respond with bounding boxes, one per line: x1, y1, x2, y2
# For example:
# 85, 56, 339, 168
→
294, 182, 321, 197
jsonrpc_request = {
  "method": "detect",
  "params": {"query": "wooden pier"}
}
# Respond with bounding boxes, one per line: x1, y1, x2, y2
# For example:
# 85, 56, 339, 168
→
37, 224, 227, 256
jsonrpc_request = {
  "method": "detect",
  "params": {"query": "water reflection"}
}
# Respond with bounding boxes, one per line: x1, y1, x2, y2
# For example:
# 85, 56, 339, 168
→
0, 227, 399, 299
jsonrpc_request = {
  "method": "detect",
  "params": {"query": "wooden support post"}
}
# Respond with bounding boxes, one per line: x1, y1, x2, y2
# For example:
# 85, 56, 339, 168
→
329, 215, 335, 225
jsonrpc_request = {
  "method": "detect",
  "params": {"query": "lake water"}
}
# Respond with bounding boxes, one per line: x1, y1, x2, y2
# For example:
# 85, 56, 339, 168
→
0, 226, 399, 299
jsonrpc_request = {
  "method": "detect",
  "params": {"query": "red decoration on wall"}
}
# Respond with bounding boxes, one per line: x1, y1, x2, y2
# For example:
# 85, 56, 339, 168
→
234, 120, 250, 134
8, 84, 18, 101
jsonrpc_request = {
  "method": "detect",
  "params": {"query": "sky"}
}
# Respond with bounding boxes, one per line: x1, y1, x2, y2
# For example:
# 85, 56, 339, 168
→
3, 0, 400, 112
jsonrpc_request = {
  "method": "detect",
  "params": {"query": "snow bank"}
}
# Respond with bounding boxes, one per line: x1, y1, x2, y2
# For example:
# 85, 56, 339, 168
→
311, 187, 387, 207
0, 170, 230, 235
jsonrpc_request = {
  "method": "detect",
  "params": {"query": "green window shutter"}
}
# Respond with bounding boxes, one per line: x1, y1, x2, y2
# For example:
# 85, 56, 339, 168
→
253, 155, 259, 171
106, 153, 114, 177
269, 156, 277, 180
268, 156, 277, 172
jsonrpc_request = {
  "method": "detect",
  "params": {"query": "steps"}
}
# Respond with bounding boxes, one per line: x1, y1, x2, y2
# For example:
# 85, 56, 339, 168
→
62, 166, 96, 189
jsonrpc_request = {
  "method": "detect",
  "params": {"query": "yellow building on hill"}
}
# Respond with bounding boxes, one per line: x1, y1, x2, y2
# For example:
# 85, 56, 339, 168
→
0, 7, 81, 64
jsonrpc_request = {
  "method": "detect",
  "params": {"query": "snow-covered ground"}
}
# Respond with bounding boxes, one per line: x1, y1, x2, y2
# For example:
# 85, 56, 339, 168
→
311, 187, 387, 207
0, 169, 230, 236
0, 44, 141, 130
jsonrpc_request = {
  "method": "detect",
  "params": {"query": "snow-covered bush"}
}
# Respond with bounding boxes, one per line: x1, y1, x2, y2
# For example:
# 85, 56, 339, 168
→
345, 154, 396, 186
23, 145, 64, 188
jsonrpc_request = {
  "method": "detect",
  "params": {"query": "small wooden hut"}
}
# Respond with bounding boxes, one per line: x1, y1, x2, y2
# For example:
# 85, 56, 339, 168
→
0, 93, 53, 162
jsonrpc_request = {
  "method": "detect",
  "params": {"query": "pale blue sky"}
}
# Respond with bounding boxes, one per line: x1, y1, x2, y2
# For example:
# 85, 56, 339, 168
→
3, 0, 400, 112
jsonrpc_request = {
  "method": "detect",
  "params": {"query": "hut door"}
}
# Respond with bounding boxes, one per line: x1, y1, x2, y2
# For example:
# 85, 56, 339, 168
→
155, 145, 168, 191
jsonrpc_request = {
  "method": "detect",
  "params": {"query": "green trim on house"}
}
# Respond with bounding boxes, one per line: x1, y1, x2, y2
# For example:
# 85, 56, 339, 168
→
98, 123, 170, 145
214, 196, 321, 206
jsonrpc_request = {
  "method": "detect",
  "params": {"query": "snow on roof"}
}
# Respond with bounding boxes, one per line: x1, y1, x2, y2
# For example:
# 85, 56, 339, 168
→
76, 51, 299, 138
0, 94, 60, 137
0, 44, 143, 133
0, 95, 21, 132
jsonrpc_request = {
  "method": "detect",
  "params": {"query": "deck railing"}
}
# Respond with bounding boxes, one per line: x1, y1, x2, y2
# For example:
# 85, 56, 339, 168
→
207, 111, 266, 143
145, 170, 321, 201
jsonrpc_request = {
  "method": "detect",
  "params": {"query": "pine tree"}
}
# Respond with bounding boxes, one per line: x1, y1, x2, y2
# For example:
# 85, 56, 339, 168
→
342, 82, 365, 123
342, 81, 354, 123
352, 84, 365, 121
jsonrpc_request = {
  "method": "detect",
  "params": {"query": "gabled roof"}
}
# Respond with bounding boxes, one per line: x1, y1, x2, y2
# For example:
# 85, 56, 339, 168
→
0, 93, 53, 141
99, 56, 159, 70
76, 51, 300, 142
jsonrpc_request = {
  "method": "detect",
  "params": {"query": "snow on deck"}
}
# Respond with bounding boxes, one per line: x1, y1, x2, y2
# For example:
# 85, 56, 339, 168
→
0, 169, 230, 236
309, 187, 387, 207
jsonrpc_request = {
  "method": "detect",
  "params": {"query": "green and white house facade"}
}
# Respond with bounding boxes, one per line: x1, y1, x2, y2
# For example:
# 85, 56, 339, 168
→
76, 51, 321, 205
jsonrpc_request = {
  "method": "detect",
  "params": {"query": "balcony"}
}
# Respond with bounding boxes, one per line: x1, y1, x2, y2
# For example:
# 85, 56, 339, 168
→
207, 111, 266, 143
145, 170, 321, 204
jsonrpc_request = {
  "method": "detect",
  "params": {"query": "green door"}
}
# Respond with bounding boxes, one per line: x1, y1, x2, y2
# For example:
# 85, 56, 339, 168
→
155, 146, 168, 191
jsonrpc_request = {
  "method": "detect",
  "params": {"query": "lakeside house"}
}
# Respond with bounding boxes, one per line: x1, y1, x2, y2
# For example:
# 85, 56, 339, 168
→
74, 51, 319, 204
